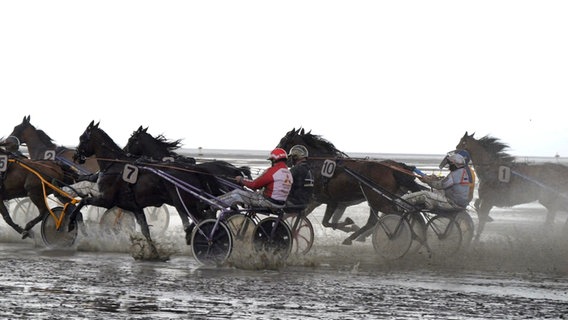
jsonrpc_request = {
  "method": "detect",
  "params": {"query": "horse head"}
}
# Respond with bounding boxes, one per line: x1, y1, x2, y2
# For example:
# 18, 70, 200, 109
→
124, 125, 183, 160
8, 115, 33, 144
74, 121, 97, 163
277, 127, 348, 158
8, 115, 59, 159
456, 131, 514, 166
75, 121, 124, 165
455, 131, 476, 153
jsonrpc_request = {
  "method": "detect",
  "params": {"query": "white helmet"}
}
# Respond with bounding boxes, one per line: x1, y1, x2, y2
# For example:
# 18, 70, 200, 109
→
439, 149, 469, 169
447, 153, 465, 168
288, 145, 308, 159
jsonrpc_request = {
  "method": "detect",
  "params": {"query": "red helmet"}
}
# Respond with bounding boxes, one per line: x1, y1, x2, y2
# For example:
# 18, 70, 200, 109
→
268, 148, 288, 161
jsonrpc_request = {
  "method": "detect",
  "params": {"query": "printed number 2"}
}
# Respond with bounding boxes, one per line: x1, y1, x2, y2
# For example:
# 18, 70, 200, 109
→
122, 164, 139, 184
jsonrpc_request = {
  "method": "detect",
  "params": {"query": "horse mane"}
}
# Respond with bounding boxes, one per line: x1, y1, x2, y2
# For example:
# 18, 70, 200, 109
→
477, 135, 516, 163
289, 128, 349, 157
152, 134, 183, 152
93, 125, 126, 154
35, 129, 57, 147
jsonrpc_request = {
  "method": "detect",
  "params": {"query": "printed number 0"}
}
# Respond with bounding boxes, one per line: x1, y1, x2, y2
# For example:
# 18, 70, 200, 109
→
321, 160, 336, 178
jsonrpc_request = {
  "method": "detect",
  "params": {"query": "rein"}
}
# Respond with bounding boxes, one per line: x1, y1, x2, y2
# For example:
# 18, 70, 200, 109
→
307, 156, 423, 178
91, 157, 240, 181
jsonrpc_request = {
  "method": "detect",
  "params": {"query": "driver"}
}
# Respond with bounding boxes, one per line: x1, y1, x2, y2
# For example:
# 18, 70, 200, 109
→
397, 152, 474, 212
215, 148, 293, 212
285, 145, 314, 209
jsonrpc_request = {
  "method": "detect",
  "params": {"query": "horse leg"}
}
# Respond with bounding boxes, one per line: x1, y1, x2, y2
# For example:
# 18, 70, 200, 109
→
321, 204, 337, 230
22, 212, 46, 239
68, 198, 89, 232
321, 204, 358, 233
475, 198, 493, 222
132, 210, 161, 260
330, 204, 360, 232
0, 201, 24, 235
342, 209, 378, 245
171, 201, 196, 245
474, 200, 492, 243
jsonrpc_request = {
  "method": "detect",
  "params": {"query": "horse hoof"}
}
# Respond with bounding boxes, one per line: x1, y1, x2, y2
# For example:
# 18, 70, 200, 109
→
344, 218, 355, 225
21, 231, 34, 239
355, 236, 366, 243
342, 238, 353, 245
185, 232, 192, 245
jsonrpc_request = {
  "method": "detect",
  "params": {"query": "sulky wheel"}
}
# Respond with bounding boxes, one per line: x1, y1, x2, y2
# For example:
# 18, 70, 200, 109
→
41, 206, 78, 248
253, 217, 292, 260
191, 219, 233, 266
425, 214, 462, 258
226, 214, 256, 252
99, 207, 137, 235
13, 198, 39, 227
144, 205, 170, 236
454, 211, 475, 251
372, 214, 412, 260
285, 214, 314, 255
406, 213, 427, 255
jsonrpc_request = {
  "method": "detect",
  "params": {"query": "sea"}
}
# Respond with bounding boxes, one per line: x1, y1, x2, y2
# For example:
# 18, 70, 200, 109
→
1, 150, 568, 319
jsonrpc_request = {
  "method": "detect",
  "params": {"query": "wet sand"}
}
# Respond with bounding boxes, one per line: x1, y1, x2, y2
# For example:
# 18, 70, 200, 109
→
1, 201, 567, 319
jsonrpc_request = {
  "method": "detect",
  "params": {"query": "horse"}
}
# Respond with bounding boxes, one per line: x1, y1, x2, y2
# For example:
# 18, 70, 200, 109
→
276, 128, 424, 245
7, 115, 99, 175
0, 147, 69, 239
456, 132, 568, 241
69, 121, 224, 260
123, 126, 252, 189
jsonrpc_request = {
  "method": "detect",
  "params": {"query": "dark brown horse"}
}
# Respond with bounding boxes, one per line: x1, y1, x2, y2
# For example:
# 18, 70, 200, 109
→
7, 115, 99, 174
70, 121, 222, 259
0, 147, 68, 239
456, 132, 568, 241
276, 128, 423, 245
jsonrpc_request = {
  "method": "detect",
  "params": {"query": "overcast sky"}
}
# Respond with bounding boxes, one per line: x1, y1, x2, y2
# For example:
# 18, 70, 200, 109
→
1, 1, 567, 157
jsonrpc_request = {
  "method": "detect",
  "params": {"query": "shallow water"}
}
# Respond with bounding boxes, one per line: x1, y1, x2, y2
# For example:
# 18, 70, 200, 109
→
1, 201, 568, 319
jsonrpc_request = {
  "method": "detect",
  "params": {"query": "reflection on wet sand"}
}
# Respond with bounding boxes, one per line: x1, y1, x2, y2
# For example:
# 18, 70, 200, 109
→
1, 201, 568, 319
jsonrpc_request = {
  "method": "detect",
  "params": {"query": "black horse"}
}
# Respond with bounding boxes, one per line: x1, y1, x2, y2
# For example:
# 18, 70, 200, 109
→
124, 126, 252, 191
69, 121, 223, 260
277, 128, 424, 245
457, 132, 568, 241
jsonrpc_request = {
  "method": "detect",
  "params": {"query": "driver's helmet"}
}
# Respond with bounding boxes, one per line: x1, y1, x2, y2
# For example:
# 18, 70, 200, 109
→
439, 150, 471, 169
4, 136, 20, 153
288, 145, 309, 159
439, 149, 470, 169
446, 153, 465, 168
268, 148, 288, 161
